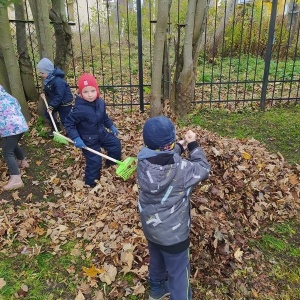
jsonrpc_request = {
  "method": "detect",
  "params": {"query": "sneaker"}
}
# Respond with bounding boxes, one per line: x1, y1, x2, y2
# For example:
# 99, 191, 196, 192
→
149, 280, 170, 300
149, 293, 170, 300
3, 175, 24, 191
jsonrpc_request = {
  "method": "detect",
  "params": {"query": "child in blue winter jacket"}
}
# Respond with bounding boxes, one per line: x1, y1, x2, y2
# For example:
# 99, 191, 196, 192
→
137, 116, 210, 300
64, 73, 121, 187
37, 58, 73, 135
0, 85, 29, 190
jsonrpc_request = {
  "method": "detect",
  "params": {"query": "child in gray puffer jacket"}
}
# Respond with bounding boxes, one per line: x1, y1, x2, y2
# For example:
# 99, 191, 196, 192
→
137, 116, 210, 300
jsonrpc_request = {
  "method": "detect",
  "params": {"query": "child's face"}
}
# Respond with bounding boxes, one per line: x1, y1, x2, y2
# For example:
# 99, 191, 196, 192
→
39, 72, 48, 79
81, 86, 97, 102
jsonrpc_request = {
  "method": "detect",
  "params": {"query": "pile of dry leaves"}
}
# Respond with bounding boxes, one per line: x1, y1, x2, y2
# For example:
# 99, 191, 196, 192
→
0, 107, 299, 299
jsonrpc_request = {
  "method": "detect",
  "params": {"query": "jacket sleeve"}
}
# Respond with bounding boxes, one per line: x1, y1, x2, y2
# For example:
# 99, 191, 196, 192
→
48, 78, 67, 109
182, 143, 210, 188
64, 108, 81, 140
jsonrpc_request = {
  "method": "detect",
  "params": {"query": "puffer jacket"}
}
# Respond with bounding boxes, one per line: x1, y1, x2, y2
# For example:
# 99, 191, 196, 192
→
0, 85, 28, 137
64, 94, 114, 145
137, 142, 210, 247
44, 68, 73, 109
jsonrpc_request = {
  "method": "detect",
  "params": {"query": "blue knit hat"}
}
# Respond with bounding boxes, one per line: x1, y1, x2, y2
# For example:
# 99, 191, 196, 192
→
37, 58, 54, 75
143, 116, 176, 150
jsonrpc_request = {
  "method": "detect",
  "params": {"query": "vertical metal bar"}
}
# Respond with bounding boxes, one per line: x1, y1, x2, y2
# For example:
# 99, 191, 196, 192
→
260, 0, 278, 110
136, 0, 144, 112
75, 0, 85, 71
85, 0, 95, 74
95, 0, 106, 98
116, 0, 124, 108
250, 0, 264, 104
243, 1, 255, 106
287, 0, 300, 103
227, 0, 237, 105
106, 2, 115, 105
125, 1, 133, 110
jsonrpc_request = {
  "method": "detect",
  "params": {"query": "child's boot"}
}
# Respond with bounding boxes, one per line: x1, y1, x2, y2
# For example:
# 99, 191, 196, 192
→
3, 175, 24, 191
17, 159, 29, 169
149, 280, 170, 300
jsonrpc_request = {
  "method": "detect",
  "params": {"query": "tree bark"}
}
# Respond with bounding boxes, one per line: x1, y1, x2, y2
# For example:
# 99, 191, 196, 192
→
207, 0, 236, 58
150, 0, 171, 116
28, 0, 53, 60
50, 0, 72, 73
0, 4, 31, 120
0, 48, 10, 93
171, 0, 208, 117
14, 1, 39, 101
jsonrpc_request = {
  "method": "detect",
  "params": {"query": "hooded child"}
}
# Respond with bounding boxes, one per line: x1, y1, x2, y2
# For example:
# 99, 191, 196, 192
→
37, 57, 73, 136
137, 116, 211, 300
64, 73, 121, 187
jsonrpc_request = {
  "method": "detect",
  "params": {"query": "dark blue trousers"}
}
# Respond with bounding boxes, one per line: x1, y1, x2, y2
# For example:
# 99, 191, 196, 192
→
82, 133, 121, 186
148, 242, 192, 300
44, 105, 72, 130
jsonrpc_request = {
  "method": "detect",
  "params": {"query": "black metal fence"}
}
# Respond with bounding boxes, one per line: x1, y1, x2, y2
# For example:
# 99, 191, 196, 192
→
9, 0, 300, 111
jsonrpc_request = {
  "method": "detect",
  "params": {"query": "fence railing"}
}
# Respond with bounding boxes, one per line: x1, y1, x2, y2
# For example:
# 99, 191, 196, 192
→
9, 0, 300, 111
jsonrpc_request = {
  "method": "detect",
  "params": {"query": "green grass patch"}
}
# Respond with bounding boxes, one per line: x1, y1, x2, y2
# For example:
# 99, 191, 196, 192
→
253, 221, 300, 299
0, 240, 90, 299
188, 104, 300, 164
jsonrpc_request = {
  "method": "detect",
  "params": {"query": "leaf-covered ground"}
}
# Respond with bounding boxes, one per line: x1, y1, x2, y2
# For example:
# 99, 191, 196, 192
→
0, 105, 299, 299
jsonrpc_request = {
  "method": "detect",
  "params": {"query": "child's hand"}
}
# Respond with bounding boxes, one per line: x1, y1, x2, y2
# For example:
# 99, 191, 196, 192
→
178, 140, 187, 150
185, 130, 196, 144
73, 137, 86, 149
109, 125, 119, 136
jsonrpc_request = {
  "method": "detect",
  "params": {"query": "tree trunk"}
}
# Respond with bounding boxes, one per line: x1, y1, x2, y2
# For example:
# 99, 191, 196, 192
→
0, 4, 31, 121
171, 0, 208, 117
163, 33, 171, 101
50, 0, 72, 73
0, 48, 10, 93
150, 0, 171, 116
29, 0, 53, 60
14, 2, 39, 102
207, 0, 236, 58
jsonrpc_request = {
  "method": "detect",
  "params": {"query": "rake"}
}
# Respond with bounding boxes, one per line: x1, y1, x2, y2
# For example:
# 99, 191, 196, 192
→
54, 132, 137, 181
41, 94, 68, 145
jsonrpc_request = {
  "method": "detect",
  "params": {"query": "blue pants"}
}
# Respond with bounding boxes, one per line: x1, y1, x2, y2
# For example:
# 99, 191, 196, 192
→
82, 133, 121, 186
148, 242, 192, 300
1, 133, 25, 175
44, 105, 72, 130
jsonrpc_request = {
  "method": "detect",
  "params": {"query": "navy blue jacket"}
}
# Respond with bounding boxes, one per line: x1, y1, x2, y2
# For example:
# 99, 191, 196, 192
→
64, 95, 114, 146
44, 68, 73, 109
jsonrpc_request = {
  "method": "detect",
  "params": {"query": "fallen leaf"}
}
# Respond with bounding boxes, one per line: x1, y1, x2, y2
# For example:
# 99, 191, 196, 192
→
0, 278, 6, 289
234, 248, 243, 262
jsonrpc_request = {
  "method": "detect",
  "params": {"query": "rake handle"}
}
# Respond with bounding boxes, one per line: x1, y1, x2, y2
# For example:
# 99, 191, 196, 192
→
41, 94, 59, 132
54, 132, 123, 165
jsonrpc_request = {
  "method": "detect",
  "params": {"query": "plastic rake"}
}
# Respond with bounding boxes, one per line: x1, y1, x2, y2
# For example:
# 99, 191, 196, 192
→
41, 94, 69, 145
54, 132, 137, 181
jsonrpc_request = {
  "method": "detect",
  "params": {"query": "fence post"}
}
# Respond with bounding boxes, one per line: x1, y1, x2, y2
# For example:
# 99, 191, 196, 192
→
260, 0, 278, 110
136, 0, 144, 112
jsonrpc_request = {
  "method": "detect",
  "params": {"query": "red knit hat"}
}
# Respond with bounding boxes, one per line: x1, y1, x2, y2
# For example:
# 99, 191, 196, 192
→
78, 73, 100, 98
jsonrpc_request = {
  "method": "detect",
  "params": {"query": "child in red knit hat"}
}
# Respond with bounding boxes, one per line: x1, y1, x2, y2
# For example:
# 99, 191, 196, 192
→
64, 73, 121, 187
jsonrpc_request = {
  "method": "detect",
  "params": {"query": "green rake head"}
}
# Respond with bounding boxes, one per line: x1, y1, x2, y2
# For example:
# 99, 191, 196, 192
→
116, 157, 137, 180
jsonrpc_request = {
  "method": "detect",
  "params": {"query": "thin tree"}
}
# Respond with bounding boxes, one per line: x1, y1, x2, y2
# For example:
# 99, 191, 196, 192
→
150, 0, 171, 116
28, 0, 53, 60
50, 0, 72, 73
170, 0, 209, 117
14, 1, 39, 101
0, 3, 31, 120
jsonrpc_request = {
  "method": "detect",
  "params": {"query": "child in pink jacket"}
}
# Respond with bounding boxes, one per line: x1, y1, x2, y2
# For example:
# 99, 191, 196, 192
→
0, 85, 29, 190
